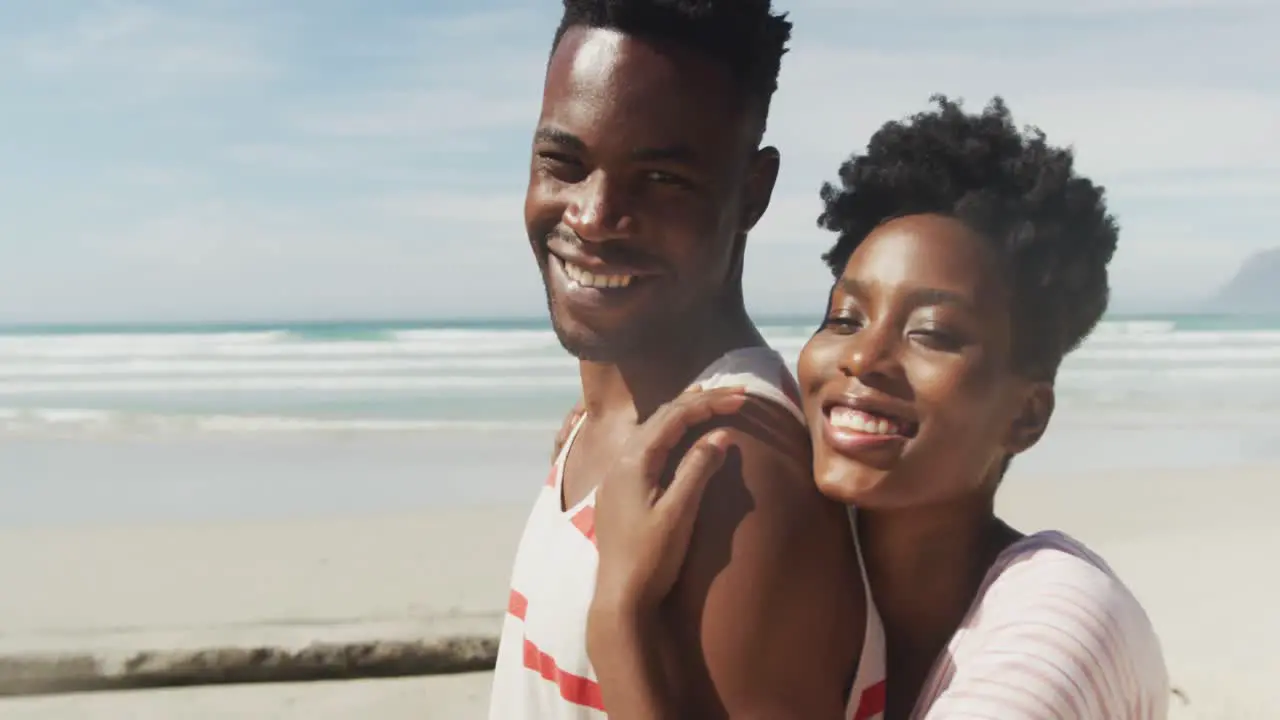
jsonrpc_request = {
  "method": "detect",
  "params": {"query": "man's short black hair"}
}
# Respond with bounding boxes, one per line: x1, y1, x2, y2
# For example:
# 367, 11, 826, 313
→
552, 0, 792, 128
818, 95, 1119, 379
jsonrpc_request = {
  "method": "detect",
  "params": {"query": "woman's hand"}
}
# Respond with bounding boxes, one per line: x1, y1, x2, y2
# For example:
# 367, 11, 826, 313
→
591, 386, 747, 614
552, 400, 586, 462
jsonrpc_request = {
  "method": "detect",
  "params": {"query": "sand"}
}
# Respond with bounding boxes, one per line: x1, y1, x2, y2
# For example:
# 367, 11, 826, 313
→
0, 504, 531, 656
0, 673, 493, 719
1, 464, 1276, 718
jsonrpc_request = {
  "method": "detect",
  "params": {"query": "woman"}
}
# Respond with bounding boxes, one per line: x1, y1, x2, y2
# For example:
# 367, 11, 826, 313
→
573, 96, 1170, 718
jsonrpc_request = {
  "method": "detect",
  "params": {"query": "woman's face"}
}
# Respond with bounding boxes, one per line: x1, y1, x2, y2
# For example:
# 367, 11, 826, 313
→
797, 214, 1053, 509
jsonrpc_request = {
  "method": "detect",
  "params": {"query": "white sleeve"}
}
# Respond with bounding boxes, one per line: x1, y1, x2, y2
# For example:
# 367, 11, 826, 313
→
920, 554, 1169, 720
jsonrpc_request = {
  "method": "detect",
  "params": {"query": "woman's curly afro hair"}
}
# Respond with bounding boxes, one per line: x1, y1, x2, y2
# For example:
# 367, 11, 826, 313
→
818, 95, 1119, 379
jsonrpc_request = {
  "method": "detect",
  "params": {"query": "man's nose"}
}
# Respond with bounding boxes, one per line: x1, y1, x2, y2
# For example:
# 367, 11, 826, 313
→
563, 170, 635, 243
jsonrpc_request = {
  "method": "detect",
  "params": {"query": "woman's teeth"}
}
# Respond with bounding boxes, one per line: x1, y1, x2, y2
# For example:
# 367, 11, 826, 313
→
828, 406, 903, 436
563, 260, 634, 289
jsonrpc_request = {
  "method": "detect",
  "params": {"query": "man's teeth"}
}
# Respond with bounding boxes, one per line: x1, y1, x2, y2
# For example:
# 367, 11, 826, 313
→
828, 407, 902, 436
563, 260, 634, 289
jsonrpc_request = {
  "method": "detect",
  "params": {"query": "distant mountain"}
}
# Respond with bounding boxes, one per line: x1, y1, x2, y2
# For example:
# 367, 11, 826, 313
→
1205, 248, 1280, 313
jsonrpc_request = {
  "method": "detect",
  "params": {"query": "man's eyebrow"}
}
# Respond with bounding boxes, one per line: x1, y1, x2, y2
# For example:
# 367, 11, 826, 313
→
533, 128, 698, 165
533, 127, 585, 151
630, 144, 698, 164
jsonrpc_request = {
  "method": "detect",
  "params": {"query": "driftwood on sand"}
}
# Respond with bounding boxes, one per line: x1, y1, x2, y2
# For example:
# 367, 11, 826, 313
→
0, 635, 498, 698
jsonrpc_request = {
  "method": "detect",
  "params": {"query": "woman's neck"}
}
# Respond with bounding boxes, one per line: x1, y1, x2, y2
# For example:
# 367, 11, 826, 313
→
858, 493, 1020, 716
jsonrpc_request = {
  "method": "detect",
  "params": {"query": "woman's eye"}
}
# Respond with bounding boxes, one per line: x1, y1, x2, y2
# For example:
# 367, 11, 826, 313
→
910, 328, 963, 351
823, 316, 863, 334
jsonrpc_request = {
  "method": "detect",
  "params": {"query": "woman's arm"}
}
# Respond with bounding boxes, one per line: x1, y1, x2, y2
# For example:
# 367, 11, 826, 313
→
583, 387, 743, 719
586, 600, 677, 720
585, 388, 861, 720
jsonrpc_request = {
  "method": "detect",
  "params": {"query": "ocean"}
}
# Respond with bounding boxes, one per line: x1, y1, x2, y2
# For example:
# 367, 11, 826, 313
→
3, 313, 1280, 432
3, 314, 1279, 525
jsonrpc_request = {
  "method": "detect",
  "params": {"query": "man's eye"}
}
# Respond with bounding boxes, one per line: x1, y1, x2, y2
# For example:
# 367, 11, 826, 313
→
644, 170, 688, 186
538, 152, 579, 166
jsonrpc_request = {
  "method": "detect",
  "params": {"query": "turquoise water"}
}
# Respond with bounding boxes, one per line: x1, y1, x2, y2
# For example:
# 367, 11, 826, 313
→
2, 313, 1280, 434
3, 313, 1280, 524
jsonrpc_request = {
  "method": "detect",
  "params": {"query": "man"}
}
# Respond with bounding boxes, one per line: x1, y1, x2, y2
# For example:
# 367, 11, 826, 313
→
489, 1, 869, 718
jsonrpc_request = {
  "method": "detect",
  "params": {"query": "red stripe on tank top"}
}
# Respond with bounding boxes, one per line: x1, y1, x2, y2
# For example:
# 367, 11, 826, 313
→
853, 680, 887, 720
522, 637, 607, 710
508, 589, 529, 621
570, 505, 596, 544
507, 589, 607, 710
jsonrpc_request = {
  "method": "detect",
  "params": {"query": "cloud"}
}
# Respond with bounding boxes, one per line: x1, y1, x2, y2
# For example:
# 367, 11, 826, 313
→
227, 143, 364, 174
413, 7, 551, 38
764, 44, 1280, 180
14, 2, 271, 88
1117, 177, 1280, 201
286, 16, 547, 145
0, 197, 539, 324
738, 6, 1280, 311
1, 0, 1274, 323
792, 0, 1272, 15
751, 36, 1280, 310
371, 192, 528, 225
292, 88, 537, 141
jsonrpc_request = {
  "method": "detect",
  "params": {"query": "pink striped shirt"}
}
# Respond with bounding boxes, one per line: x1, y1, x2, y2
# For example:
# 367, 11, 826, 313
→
911, 531, 1169, 719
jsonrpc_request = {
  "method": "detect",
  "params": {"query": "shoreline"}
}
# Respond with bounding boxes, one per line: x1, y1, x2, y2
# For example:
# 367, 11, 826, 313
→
6, 422, 1279, 531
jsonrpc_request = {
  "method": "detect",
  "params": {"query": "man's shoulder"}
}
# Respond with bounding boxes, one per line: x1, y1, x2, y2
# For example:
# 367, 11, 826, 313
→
666, 376, 865, 717
675, 343, 828, 528
673, 397, 845, 557
672, 390, 811, 497
721, 398, 810, 473
694, 345, 806, 423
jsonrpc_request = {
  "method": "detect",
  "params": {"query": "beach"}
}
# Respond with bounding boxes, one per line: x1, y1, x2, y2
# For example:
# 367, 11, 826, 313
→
0, 675, 495, 719
1, 317, 1278, 717
1, 443, 1277, 717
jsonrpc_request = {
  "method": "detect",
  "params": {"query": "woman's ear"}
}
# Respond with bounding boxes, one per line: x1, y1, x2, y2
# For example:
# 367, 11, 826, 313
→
1005, 382, 1054, 455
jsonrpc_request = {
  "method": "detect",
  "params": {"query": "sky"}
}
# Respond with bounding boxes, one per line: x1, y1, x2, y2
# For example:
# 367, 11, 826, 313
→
0, 0, 1277, 324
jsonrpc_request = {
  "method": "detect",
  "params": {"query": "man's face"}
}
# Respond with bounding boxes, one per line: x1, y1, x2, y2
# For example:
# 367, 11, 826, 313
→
526, 26, 778, 361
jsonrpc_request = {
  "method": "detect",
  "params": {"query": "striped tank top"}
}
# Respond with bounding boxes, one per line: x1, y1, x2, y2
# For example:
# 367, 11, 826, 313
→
488, 346, 888, 719
911, 531, 1169, 718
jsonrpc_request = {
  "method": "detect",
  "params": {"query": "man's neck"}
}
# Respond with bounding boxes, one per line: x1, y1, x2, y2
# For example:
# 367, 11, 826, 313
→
580, 301, 761, 423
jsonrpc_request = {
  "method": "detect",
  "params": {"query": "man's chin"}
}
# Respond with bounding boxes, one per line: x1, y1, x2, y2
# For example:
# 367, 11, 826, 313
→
550, 318, 619, 362
549, 311, 645, 363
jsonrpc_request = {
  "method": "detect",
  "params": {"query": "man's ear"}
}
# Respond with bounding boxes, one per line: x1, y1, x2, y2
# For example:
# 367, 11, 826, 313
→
740, 146, 780, 232
1005, 382, 1054, 456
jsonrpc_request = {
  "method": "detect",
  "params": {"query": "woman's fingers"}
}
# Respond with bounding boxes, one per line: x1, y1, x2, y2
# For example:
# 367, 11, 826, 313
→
552, 400, 586, 461
638, 388, 747, 478
658, 429, 731, 526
